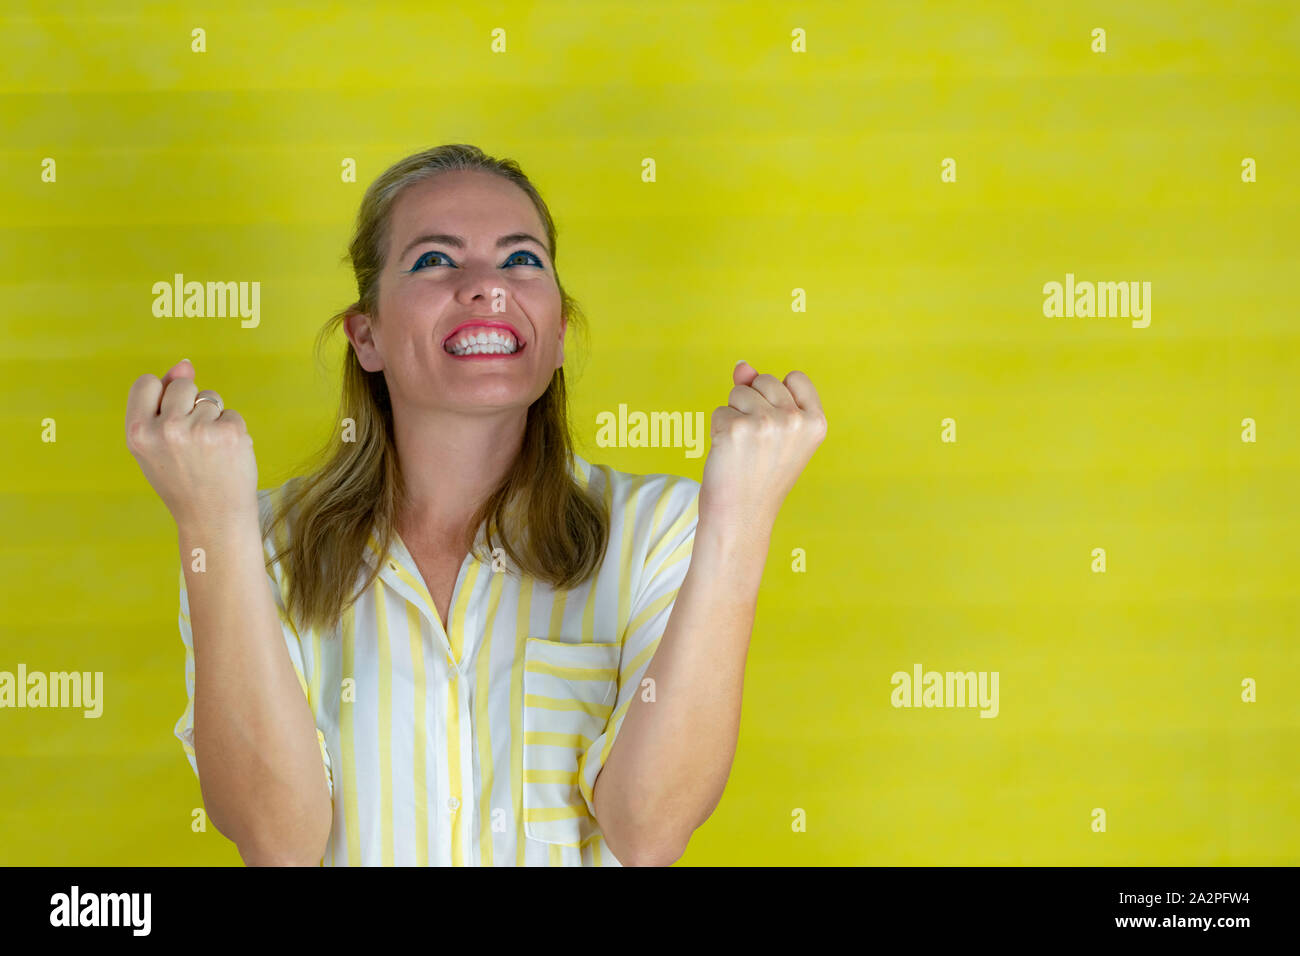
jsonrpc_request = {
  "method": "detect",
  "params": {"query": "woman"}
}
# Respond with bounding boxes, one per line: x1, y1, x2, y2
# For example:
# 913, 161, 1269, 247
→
125, 143, 826, 866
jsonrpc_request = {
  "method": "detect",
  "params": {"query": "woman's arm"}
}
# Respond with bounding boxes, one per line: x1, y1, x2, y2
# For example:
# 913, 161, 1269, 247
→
127, 360, 332, 865
592, 514, 768, 866
181, 512, 332, 866
593, 362, 827, 865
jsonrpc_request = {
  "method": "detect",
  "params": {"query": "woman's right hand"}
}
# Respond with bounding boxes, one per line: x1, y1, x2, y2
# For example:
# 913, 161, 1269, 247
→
125, 359, 259, 531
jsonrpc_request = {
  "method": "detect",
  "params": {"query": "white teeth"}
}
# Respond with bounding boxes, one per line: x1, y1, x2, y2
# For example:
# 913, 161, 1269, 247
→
445, 329, 519, 356
451, 343, 514, 355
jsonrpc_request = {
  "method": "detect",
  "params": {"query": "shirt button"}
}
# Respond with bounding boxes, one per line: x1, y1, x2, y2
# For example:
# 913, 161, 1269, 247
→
447, 797, 460, 811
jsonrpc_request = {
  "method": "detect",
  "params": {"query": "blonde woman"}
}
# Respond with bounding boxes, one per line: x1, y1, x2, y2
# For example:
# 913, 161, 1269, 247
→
125, 144, 826, 866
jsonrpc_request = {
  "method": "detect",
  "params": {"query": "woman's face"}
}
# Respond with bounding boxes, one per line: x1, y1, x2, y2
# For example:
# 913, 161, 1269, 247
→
345, 168, 566, 416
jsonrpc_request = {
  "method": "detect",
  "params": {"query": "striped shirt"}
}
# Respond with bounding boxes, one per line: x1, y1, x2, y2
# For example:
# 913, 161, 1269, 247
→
173, 452, 700, 866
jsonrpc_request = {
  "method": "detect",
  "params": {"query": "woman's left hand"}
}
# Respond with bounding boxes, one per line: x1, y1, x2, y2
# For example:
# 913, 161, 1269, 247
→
698, 360, 828, 532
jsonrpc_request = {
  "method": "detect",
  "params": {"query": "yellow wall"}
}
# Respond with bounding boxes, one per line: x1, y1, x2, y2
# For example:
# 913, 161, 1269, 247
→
0, 1, 1295, 864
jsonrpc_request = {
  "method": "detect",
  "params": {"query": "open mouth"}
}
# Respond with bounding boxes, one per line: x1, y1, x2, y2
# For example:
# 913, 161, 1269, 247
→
443, 328, 524, 357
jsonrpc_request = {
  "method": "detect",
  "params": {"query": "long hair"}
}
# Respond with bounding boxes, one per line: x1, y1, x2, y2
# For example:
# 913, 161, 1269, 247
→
264, 144, 609, 636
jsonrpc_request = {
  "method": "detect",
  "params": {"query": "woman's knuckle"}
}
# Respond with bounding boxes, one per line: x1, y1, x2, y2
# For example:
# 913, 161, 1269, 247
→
160, 419, 188, 444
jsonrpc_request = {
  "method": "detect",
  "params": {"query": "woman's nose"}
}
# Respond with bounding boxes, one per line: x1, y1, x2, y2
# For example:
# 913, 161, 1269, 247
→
458, 272, 511, 307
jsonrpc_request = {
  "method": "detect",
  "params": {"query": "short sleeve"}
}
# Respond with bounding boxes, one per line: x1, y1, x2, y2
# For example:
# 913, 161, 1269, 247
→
172, 486, 334, 801
576, 473, 701, 821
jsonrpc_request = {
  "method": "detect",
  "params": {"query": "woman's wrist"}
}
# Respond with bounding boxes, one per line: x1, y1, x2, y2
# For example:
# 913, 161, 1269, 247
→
176, 504, 263, 552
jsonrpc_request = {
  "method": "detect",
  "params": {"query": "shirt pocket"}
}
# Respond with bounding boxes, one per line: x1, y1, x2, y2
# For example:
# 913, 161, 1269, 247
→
521, 636, 620, 846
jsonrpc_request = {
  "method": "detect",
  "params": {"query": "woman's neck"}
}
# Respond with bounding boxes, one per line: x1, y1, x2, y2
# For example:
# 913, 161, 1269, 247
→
390, 404, 526, 542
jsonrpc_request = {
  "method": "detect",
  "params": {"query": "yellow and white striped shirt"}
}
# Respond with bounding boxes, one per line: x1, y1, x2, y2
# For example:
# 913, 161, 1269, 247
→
173, 452, 700, 866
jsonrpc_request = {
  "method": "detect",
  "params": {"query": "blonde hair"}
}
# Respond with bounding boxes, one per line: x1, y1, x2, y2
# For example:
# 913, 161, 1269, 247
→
265, 144, 609, 635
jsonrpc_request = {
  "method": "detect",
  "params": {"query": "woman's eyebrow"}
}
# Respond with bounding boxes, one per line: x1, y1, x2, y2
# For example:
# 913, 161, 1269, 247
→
400, 232, 547, 261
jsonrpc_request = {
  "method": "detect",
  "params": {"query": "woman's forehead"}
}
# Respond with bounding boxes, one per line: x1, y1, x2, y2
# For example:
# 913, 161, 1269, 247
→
390, 176, 546, 256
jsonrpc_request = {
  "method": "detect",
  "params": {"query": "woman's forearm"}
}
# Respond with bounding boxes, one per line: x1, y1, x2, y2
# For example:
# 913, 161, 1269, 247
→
592, 514, 768, 865
179, 513, 332, 866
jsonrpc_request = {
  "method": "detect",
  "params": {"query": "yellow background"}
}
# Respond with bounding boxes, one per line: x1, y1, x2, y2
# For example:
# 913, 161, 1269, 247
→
0, 0, 1296, 864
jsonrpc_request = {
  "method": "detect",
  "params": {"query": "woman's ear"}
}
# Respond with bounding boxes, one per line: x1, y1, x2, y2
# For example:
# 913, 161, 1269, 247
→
344, 310, 384, 372
555, 315, 567, 368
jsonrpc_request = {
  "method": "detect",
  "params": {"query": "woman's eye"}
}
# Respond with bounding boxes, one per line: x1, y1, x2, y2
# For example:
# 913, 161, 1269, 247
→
505, 251, 543, 267
412, 251, 451, 270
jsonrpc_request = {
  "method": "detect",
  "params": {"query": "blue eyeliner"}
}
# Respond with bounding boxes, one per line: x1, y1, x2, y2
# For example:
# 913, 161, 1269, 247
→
408, 250, 544, 273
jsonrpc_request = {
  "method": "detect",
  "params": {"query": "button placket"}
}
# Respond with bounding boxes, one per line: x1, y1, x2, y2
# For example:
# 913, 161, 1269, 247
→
381, 555, 456, 667
457, 666, 477, 863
